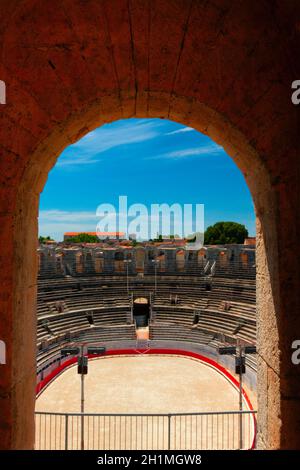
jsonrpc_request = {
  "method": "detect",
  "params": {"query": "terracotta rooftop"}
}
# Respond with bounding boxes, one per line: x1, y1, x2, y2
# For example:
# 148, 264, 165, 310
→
64, 232, 125, 236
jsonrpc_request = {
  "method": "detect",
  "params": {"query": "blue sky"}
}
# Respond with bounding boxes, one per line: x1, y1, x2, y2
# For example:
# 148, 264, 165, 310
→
39, 118, 255, 241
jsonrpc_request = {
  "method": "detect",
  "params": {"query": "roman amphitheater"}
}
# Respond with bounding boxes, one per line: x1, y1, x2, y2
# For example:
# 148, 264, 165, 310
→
35, 244, 257, 450
0, 0, 299, 451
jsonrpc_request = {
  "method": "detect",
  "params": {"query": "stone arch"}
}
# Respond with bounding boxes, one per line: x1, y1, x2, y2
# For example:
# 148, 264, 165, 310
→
135, 248, 145, 273
157, 250, 166, 272
175, 249, 185, 272
75, 251, 84, 274
55, 252, 64, 275
219, 249, 228, 267
240, 251, 248, 267
0, 93, 284, 452
94, 250, 104, 274
114, 251, 125, 273
0, 0, 299, 450
197, 248, 207, 271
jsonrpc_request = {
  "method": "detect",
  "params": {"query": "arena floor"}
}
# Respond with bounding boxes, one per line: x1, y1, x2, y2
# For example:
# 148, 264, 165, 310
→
35, 354, 255, 450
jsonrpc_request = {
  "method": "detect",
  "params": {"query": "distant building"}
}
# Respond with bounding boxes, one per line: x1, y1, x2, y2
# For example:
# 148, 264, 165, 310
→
44, 239, 56, 245
244, 237, 256, 246
64, 231, 125, 241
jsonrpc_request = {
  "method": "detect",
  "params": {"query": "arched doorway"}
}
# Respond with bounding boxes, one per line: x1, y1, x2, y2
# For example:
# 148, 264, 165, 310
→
0, 0, 299, 450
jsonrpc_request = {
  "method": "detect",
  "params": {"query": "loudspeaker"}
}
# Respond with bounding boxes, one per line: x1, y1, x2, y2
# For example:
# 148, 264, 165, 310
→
235, 356, 246, 374
78, 356, 88, 374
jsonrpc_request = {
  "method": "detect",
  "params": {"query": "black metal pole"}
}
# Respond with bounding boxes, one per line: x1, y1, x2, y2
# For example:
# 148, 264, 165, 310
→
238, 344, 243, 450
80, 345, 85, 451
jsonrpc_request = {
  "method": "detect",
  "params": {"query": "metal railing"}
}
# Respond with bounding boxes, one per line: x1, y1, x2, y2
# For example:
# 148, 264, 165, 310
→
35, 410, 256, 450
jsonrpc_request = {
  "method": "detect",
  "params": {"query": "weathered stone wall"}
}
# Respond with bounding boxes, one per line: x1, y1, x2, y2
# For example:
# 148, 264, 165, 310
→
0, 0, 299, 449
37, 245, 254, 276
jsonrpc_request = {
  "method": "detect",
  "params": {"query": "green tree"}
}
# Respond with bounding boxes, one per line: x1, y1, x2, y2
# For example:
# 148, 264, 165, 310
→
66, 233, 99, 243
39, 235, 52, 244
204, 222, 248, 245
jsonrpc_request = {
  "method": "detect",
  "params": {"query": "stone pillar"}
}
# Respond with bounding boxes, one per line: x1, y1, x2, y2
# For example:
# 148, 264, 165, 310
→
84, 250, 95, 276
256, 174, 300, 449
0, 192, 37, 449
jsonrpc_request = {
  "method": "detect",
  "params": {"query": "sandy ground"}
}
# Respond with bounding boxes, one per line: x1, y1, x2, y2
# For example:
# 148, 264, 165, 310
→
35, 355, 255, 450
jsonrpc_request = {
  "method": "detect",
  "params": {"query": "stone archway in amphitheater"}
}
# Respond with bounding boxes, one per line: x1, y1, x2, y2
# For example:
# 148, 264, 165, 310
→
0, 0, 299, 450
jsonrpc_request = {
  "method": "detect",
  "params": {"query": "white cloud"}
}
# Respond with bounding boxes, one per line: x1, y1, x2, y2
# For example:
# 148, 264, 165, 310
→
166, 126, 194, 135
39, 210, 98, 223
57, 119, 163, 167
38, 210, 99, 240
56, 158, 102, 167
148, 143, 223, 160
